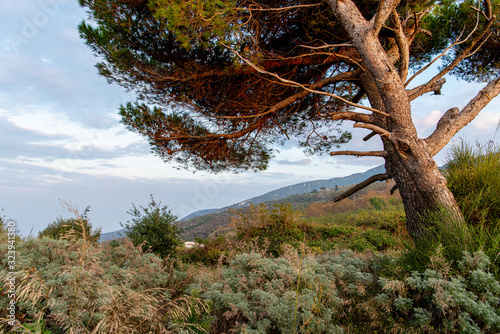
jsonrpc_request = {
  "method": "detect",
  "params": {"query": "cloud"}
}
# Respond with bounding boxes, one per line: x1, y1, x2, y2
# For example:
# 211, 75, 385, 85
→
413, 109, 442, 136
470, 111, 500, 132
275, 159, 312, 166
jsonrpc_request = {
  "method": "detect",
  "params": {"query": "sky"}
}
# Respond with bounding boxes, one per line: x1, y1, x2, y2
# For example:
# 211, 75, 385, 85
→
1, 0, 499, 237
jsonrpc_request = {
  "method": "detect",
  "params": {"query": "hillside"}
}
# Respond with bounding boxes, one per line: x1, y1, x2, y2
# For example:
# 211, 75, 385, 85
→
228, 164, 385, 207
101, 165, 386, 242
179, 166, 392, 240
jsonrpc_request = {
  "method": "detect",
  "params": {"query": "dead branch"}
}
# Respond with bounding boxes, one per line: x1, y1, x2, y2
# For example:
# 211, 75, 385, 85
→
353, 123, 391, 137
329, 111, 373, 124
363, 131, 378, 141
238, 3, 322, 12
333, 173, 391, 202
407, 78, 446, 101
300, 43, 353, 50
329, 150, 388, 157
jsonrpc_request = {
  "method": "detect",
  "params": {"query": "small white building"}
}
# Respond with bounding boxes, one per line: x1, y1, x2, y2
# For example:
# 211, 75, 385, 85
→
184, 241, 203, 249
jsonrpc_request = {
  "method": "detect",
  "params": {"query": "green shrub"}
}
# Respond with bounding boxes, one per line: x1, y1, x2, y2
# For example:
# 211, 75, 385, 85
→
230, 204, 305, 257
378, 249, 500, 333
369, 197, 386, 211
38, 205, 101, 243
122, 195, 183, 259
181, 236, 227, 265
189, 246, 345, 334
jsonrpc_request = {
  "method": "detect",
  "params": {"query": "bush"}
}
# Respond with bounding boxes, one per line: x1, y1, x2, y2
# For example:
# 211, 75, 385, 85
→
38, 205, 101, 243
230, 204, 304, 257
122, 195, 182, 259
369, 197, 386, 211
189, 246, 345, 334
181, 236, 227, 265
0, 231, 208, 333
378, 249, 500, 333
189, 248, 500, 333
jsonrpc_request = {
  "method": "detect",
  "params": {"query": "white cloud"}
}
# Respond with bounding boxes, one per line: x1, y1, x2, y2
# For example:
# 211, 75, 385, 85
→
470, 111, 500, 132
411, 109, 443, 138
3, 106, 141, 151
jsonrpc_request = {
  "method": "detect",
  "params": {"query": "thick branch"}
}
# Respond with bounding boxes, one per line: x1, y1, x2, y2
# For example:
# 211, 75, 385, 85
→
371, 0, 402, 35
333, 173, 391, 202
328, 0, 414, 129
391, 10, 409, 82
329, 111, 373, 124
329, 150, 388, 157
407, 78, 446, 101
425, 77, 500, 156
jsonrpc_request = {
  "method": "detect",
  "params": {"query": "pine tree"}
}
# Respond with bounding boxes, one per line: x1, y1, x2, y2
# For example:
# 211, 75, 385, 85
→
78, 0, 500, 240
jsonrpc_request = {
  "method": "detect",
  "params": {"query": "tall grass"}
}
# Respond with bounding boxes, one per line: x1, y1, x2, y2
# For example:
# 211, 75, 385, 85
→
0, 207, 209, 333
446, 140, 500, 275
403, 141, 500, 276
446, 140, 500, 227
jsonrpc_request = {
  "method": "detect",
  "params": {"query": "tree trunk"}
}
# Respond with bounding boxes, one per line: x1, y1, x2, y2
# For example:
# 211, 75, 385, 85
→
327, 0, 466, 240
359, 73, 465, 240
383, 141, 464, 239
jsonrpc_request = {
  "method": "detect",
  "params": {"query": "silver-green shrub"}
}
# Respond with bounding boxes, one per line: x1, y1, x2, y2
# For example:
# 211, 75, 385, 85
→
377, 250, 500, 333
191, 247, 500, 333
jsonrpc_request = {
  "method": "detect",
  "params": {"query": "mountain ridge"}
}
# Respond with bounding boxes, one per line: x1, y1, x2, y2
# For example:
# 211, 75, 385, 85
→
181, 164, 385, 220
100, 165, 386, 242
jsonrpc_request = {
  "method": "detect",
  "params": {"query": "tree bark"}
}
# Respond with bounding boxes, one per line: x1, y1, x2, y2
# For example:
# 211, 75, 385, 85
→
382, 141, 464, 239
327, 0, 466, 240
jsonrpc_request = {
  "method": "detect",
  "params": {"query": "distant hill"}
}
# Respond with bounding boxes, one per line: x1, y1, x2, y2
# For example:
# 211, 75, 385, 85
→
228, 164, 385, 208
101, 165, 387, 242
179, 165, 386, 239
179, 208, 220, 221
181, 164, 385, 220
100, 228, 126, 242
